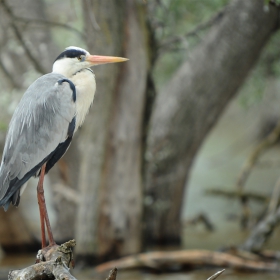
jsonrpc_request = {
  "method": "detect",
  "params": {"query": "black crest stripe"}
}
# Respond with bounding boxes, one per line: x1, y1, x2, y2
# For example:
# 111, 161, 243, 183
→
54, 49, 86, 62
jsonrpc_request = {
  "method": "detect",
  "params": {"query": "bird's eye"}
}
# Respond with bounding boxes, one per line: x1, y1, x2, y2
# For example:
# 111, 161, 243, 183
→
78, 56, 83, 61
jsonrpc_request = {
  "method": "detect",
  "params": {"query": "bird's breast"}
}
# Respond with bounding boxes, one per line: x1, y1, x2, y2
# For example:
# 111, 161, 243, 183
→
71, 71, 96, 130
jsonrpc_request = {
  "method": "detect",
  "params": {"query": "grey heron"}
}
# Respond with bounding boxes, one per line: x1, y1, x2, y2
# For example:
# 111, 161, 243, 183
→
0, 46, 127, 248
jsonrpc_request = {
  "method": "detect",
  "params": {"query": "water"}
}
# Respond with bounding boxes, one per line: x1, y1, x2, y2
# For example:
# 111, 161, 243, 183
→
1, 254, 279, 280
89, 268, 280, 280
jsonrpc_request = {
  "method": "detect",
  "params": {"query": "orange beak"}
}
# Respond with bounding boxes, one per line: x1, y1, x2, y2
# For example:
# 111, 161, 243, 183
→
86, 55, 128, 66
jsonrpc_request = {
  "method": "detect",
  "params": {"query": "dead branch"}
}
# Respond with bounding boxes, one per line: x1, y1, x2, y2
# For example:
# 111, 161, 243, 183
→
206, 188, 268, 203
158, 5, 227, 55
13, 17, 86, 40
267, 176, 280, 214
8, 240, 77, 280
53, 183, 81, 204
0, 58, 21, 89
241, 202, 280, 252
84, 0, 100, 31
234, 119, 280, 228
0, 0, 46, 74
256, 159, 280, 168
106, 268, 118, 280
236, 119, 280, 191
207, 269, 225, 280
8, 240, 118, 280
94, 249, 280, 273
183, 212, 215, 231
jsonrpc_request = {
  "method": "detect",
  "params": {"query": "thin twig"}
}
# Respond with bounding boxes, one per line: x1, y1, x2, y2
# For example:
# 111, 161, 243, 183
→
0, 59, 21, 89
236, 119, 280, 191
257, 159, 280, 168
106, 268, 118, 280
234, 119, 280, 227
207, 269, 225, 280
184, 212, 215, 231
206, 188, 268, 203
14, 16, 86, 39
1, 0, 46, 74
158, 6, 227, 54
84, 0, 100, 31
53, 183, 81, 204
242, 175, 280, 253
268, 176, 280, 214
241, 203, 280, 252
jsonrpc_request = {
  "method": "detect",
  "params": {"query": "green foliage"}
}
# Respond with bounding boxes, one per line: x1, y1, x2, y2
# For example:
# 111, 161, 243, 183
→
152, 0, 280, 111
238, 31, 280, 109
238, 69, 267, 109
151, 0, 230, 89
153, 0, 229, 41
265, 0, 280, 6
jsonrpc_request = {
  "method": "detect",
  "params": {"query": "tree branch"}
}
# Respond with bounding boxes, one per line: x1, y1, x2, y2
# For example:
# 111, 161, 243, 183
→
8, 240, 76, 280
0, 59, 21, 89
235, 119, 280, 228
207, 269, 225, 280
13, 17, 86, 40
0, 0, 46, 74
158, 6, 227, 55
241, 175, 280, 252
94, 249, 280, 273
8, 240, 118, 280
144, 0, 280, 242
53, 183, 81, 204
206, 188, 268, 203
236, 119, 280, 191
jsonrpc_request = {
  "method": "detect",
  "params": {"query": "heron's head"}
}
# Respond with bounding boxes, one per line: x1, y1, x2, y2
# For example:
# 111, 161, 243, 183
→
52, 46, 128, 77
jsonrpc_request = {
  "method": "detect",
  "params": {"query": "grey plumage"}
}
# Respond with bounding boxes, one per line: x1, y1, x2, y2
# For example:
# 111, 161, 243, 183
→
0, 73, 76, 210
0, 46, 127, 214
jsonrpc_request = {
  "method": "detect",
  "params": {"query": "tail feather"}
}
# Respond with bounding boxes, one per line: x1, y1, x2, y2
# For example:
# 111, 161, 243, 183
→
0, 176, 29, 211
3, 201, 10, 212
0, 157, 49, 210
0, 191, 13, 211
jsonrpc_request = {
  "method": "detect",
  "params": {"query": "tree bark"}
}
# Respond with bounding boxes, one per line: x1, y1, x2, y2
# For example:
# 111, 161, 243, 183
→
75, 0, 149, 258
97, 1, 149, 258
143, 0, 280, 243
94, 249, 280, 273
74, 0, 125, 257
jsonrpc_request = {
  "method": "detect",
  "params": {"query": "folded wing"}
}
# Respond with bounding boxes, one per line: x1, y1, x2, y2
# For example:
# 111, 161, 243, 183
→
0, 73, 76, 210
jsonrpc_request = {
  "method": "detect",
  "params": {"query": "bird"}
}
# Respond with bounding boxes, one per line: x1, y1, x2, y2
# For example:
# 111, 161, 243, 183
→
0, 46, 128, 248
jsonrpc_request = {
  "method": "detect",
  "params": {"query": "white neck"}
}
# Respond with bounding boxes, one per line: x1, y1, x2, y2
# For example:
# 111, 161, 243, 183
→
72, 70, 96, 130
52, 59, 80, 77
52, 59, 97, 131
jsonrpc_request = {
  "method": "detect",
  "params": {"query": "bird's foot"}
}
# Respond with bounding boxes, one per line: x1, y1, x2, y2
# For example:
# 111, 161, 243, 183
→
36, 243, 58, 263
35, 240, 76, 267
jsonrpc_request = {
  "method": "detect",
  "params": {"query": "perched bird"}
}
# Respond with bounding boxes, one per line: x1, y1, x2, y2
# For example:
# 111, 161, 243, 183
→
0, 46, 127, 248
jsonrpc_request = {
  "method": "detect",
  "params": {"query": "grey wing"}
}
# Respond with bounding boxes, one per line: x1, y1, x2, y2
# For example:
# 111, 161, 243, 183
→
0, 73, 76, 205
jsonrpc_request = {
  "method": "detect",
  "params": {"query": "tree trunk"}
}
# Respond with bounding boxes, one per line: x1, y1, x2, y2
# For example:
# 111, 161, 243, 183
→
75, 0, 149, 259
96, 1, 149, 258
143, 0, 280, 244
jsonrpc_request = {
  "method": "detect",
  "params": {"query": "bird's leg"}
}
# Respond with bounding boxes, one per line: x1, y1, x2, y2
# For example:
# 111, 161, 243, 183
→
37, 163, 56, 247
37, 164, 47, 248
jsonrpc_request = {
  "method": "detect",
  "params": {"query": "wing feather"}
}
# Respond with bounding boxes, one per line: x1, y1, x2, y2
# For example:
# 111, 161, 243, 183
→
0, 73, 76, 201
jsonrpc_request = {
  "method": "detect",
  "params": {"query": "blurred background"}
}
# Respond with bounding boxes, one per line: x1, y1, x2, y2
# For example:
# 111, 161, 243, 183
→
1, 0, 280, 279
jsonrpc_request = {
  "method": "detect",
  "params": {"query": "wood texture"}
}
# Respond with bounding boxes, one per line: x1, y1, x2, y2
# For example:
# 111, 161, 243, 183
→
143, 0, 280, 243
94, 249, 280, 273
